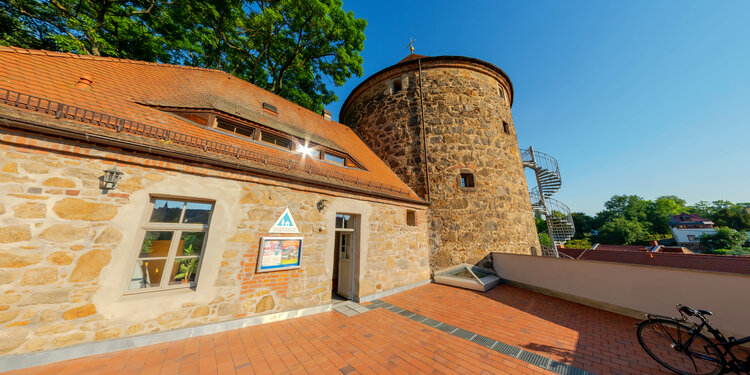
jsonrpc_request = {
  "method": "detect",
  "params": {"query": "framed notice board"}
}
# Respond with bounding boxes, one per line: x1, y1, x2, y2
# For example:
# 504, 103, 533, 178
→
256, 237, 303, 272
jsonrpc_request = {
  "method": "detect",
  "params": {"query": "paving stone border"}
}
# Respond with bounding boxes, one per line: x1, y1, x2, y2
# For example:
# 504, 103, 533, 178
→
367, 300, 594, 375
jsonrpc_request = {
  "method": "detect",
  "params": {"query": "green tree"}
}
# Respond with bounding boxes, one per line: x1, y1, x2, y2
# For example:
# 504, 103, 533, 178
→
646, 195, 687, 235
565, 237, 592, 249
699, 227, 748, 251
596, 217, 648, 245
534, 212, 547, 234
596, 195, 650, 225
570, 212, 596, 239
538, 232, 551, 247
0, 0, 366, 112
151, 0, 367, 112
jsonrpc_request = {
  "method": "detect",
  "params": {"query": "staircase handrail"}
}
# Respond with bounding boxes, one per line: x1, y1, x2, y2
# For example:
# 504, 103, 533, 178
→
520, 147, 561, 177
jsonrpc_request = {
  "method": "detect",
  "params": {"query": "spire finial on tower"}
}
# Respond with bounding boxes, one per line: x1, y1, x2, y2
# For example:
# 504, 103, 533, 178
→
406, 38, 416, 54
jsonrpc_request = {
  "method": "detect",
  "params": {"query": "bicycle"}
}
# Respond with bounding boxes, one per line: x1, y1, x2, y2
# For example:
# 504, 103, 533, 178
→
637, 304, 750, 374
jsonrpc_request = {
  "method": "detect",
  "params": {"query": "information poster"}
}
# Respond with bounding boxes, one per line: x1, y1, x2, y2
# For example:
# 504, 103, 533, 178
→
257, 237, 303, 272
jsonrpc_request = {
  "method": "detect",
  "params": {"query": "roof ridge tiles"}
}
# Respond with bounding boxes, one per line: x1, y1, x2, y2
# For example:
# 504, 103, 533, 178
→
0, 46, 222, 73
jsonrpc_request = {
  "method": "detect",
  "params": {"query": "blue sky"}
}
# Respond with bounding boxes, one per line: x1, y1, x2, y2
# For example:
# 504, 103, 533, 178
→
329, 1, 750, 215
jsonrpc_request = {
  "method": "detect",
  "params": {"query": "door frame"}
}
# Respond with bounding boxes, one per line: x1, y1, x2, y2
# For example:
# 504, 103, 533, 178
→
334, 213, 359, 301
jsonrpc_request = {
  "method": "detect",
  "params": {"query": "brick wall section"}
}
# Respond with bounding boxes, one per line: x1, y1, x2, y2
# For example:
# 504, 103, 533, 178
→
341, 58, 541, 270
0, 129, 430, 354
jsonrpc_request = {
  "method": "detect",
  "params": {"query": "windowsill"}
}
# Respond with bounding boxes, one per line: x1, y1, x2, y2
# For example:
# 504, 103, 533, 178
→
459, 187, 477, 192
122, 283, 196, 297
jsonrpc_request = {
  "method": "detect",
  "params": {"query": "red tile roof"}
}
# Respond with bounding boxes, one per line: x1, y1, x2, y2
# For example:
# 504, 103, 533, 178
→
0, 47, 422, 202
558, 248, 750, 275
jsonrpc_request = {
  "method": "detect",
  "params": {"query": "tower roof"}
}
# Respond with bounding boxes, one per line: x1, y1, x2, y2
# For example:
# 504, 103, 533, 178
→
340, 55, 515, 121
397, 54, 428, 64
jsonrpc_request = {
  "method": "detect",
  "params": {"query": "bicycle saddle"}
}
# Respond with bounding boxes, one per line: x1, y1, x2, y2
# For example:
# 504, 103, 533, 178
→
679, 305, 712, 316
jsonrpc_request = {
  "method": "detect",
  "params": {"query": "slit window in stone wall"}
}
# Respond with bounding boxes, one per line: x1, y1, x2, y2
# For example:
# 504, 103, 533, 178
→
391, 78, 403, 94
406, 210, 416, 226
128, 198, 214, 292
460, 173, 475, 188
503, 121, 510, 134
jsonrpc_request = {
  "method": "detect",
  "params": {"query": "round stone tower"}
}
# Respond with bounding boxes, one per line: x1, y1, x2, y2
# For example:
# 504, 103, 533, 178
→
340, 54, 541, 271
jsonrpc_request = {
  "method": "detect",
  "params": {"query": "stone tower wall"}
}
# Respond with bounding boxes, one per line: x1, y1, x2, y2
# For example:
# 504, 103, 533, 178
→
341, 58, 541, 271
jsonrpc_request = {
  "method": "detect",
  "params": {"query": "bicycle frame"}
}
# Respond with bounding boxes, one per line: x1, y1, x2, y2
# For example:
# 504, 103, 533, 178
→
645, 313, 750, 372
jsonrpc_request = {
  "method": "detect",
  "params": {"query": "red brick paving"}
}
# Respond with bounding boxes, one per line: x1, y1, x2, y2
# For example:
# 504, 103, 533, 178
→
4, 284, 669, 374
383, 284, 671, 375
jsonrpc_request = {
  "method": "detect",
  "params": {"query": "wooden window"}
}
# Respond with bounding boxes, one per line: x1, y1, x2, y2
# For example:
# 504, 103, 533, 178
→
406, 210, 416, 226
215, 119, 255, 139
324, 152, 346, 165
460, 173, 475, 188
503, 121, 510, 134
261, 132, 291, 149
128, 198, 214, 292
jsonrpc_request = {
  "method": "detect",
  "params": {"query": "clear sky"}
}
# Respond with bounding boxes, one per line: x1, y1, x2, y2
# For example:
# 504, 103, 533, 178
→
329, 1, 750, 215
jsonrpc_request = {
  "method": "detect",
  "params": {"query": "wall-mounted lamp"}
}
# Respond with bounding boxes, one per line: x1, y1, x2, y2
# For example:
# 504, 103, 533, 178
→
316, 198, 330, 212
100, 165, 123, 190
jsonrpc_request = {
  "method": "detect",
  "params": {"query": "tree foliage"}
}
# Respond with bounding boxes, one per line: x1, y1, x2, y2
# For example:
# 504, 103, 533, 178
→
565, 194, 749, 252
0, 0, 366, 112
699, 227, 747, 251
596, 217, 649, 245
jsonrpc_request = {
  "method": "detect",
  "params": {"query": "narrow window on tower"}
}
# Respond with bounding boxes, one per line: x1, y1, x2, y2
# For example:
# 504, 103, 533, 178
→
503, 121, 511, 134
498, 85, 506, 104
391, 78, 403, 94
459, 173, 475, 188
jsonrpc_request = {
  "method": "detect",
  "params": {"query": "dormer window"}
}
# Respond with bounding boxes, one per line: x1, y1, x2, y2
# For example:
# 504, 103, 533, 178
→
295, 143, 320, 158
155, 107, 362, 170
216, 118, 255, 138
324, 152, 346, 165
260, 132, 291, 149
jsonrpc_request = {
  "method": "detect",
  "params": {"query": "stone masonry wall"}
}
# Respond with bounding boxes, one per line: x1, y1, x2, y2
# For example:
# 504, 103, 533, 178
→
0, 130, 430, 355
341, 60, 541, 271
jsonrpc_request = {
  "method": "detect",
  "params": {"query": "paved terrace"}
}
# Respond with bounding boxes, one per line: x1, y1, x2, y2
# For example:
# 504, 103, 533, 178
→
4, 284, 671, 375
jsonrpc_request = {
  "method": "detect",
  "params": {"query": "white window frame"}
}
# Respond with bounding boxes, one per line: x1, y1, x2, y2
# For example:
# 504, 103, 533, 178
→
124, 197, 214, 295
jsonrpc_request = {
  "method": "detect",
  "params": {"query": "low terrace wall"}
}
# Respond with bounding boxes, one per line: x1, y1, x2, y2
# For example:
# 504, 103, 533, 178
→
492, 253, 750, 336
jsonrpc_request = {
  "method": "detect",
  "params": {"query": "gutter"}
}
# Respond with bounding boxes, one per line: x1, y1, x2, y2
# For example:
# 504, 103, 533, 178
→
0, 115, 428, 206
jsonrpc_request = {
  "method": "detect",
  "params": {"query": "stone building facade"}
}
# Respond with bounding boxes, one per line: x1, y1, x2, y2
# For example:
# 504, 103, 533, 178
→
340, 55, 541, 270
0, 47, 430, 356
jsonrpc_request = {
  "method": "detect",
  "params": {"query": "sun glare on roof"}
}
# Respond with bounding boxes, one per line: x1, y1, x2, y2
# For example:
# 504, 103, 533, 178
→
295, 144, 320, 158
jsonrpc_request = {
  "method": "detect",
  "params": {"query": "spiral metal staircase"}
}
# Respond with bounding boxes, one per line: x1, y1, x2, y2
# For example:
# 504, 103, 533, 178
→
521, 147, 575, 257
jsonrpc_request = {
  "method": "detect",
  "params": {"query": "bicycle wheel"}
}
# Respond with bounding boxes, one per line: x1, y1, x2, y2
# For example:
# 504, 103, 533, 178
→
637, 318, 723, 375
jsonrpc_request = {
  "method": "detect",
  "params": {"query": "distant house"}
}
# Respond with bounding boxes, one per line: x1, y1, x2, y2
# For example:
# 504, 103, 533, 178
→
669, 212, 716, 244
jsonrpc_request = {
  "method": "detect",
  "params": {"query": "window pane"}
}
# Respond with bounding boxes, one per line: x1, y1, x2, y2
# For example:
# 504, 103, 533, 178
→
235, 126, 254, 138
176, 232, 206, 257
295, 144, 320, 158
139, 231, 174, 258
128, 259, 166, 290
183, 202, 213, 224
261, 132, 291, 149
150, 200, 184, 222
169, 257, 200, 285
216, 120, 234, 132
336, 214, 355, 229
325, 153, 345, 165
